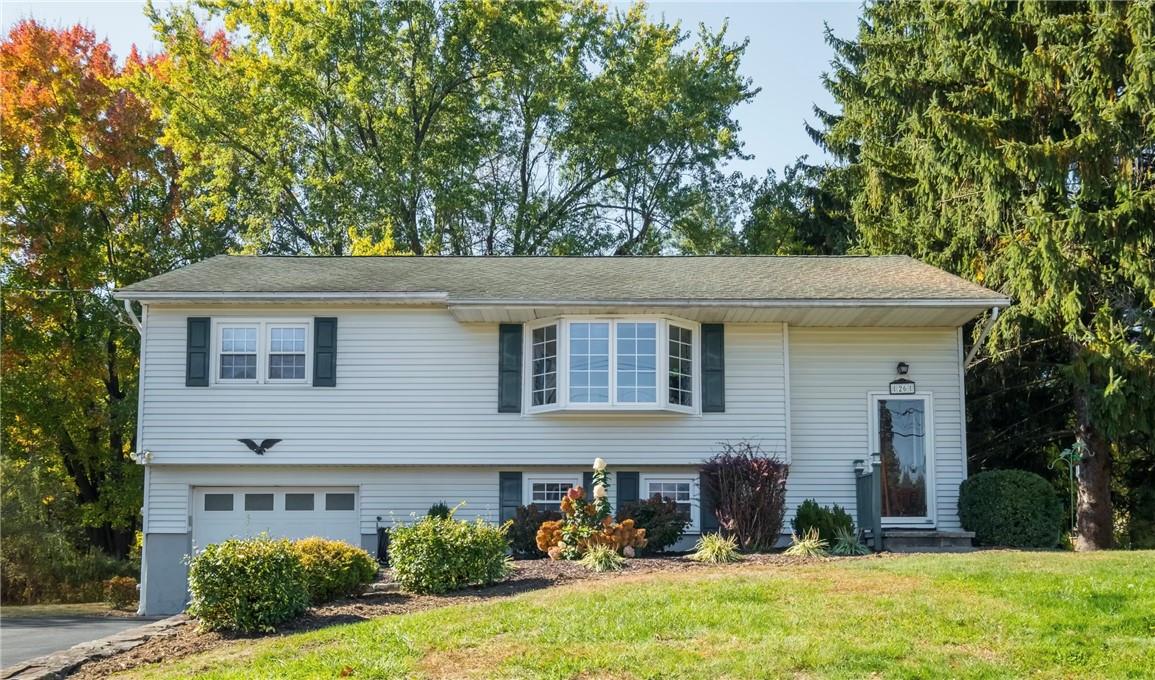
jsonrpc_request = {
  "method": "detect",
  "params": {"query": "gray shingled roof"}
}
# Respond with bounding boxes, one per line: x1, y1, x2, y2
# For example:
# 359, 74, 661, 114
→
116, 255, 1008, 303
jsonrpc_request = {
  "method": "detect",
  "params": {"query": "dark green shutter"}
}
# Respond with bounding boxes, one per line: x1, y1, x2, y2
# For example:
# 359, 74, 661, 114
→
701, 324, 725, 412
616, 471, 639, 514
699, 470, 720, 534
313, 317, 338, 387
185, 317, 210, 386
583, 471, 594, 498
498, 324, 523, 413
499, 472, 522, 523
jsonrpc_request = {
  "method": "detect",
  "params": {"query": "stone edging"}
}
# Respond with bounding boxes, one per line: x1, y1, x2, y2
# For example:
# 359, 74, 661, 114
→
0, 615, 190, 680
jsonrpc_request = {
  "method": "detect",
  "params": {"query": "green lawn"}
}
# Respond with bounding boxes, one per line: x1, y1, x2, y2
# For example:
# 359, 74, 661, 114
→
0, 602, 123, 618
119, 551, 1153, 679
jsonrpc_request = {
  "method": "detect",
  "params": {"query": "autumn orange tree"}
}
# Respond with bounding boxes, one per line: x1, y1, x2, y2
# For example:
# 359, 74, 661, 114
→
0, 21, 231, 562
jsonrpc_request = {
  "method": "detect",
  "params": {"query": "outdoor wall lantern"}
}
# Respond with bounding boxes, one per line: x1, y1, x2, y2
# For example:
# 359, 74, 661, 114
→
896, 361, 910, 376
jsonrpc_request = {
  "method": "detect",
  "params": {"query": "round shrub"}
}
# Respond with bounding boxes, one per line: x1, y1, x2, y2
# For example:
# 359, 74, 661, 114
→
104, 576, 138, 610
959, 470, 1063, 548
389, 516, 510, 594
617, 496, 690, 554
508, 505, 561, 558
187, 536, 308, 633
791, 499, 854, 543
293, 537, 379, 604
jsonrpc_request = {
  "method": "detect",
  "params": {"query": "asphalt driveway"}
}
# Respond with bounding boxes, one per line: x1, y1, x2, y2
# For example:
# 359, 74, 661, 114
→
0, 615, 159, 668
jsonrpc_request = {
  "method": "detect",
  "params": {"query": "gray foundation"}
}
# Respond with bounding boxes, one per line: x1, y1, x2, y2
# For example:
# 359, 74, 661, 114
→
141, 533, 192, 616
360, 533, 377, 555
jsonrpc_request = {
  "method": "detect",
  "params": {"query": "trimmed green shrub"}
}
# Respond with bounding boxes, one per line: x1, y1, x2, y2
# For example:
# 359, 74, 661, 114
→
579, 544, 626, 572
791, 499, 854, 543
507, 505, 561, 559
959, 470, 1062, 548
187, 536, 308, 633
104, 576, 138, 609
390, 516, 510, 594
617, 496, 690, 554
688, 533, 742, 563
293, 537, 378, 604
426, 502, 452, 520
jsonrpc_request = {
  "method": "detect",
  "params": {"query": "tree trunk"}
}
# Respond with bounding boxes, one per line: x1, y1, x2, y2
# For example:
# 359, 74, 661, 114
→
1073, 381, 1113, 550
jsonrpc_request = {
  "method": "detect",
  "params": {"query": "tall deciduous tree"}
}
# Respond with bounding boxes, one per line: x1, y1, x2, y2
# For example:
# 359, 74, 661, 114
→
817, 1, 1155, 549
133, 0, 755, 255
0, 21, 231, 556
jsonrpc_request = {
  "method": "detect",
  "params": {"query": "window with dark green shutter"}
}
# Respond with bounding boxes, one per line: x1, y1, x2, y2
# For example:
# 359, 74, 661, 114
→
701, 324, 725, 412
616, 471, 640, 511
186, 317, 210, 386
499, 472, 522, 523
498, 324, 523, 412
313, 317, 337, 387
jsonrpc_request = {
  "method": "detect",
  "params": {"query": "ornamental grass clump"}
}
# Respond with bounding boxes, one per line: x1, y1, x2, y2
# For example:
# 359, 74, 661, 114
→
580, 544, 626, 572
784, 528, 829, 557
535, 458, 647, 559
688, 533, 742, 564
829, 526, 870, 556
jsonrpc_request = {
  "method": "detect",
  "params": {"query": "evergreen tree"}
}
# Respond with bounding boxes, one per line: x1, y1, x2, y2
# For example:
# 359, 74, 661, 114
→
818, 1, 1155, 549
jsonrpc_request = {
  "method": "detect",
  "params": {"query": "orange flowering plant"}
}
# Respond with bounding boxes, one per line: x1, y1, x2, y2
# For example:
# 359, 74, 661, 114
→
535, 458, 647, 560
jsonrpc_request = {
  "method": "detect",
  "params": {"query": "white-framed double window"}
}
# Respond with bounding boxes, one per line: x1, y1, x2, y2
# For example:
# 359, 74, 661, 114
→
524, 317, 700, 413
524, 474, 582, 509
640, 474, 699, 532
213, 319, 311, 385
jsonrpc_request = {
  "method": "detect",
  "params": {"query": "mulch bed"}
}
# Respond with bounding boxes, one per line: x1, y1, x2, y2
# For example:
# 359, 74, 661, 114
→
71, 553, 898, 678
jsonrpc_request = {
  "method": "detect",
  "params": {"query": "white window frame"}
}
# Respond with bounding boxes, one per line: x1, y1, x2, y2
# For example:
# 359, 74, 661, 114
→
639, 474, 700, 532
211, 318, 312, 386
265, 323, 310, 384
523, 316, 701, 414
524, 474, 582, 508
867, 392, 936, 528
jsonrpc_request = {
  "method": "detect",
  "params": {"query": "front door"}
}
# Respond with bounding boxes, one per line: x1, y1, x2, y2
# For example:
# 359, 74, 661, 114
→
870, 394, 935, 526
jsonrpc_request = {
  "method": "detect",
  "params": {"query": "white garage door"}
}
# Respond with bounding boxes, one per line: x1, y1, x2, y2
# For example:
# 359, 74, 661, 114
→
192, 487, 361, 551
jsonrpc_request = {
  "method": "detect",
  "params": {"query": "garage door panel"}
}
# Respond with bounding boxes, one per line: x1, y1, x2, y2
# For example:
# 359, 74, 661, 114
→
192, 486, 360, 550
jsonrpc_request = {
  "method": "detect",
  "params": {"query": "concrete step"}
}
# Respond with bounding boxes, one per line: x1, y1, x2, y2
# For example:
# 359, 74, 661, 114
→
360, 580, 400, 596
864, 529, 976, 553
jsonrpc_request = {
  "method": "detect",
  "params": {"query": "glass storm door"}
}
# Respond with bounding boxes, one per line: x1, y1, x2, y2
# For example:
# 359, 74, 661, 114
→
872, 394, 934, 524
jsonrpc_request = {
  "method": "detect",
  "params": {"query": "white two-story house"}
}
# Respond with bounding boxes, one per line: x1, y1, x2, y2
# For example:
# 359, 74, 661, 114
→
115, 255, 1008, 615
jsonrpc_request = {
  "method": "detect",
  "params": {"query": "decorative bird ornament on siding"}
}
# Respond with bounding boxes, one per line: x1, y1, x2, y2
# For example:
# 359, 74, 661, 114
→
238, 438, 282, 455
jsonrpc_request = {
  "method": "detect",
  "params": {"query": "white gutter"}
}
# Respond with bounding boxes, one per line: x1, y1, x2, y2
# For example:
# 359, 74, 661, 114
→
964, 306, 1002, 368
112, 291, 451, 303
121, 299, 144, 333
449, 297, 1012, 308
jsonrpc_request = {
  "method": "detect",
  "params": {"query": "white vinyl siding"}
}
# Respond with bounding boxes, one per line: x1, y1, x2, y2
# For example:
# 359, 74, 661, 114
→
139, 307, 787, 466
144, 465, 678, 535
787, 327, 966, 529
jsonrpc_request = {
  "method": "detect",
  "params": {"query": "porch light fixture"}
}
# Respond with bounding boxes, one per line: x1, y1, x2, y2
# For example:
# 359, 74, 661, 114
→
896, 362, 910, 376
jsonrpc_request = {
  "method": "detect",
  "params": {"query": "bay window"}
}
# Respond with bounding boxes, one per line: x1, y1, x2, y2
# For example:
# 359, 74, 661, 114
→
525, 317, 699, 413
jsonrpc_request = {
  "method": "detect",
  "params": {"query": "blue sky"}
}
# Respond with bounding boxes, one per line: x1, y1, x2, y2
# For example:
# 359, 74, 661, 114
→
1, 0, 861, 178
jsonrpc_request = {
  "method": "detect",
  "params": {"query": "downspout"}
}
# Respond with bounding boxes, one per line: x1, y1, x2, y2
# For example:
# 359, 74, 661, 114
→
120, 296, 150, 613
122, 299, 143, 334
964, 307, 1001, 369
